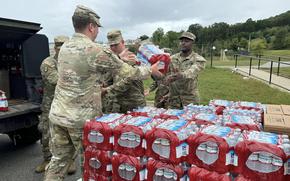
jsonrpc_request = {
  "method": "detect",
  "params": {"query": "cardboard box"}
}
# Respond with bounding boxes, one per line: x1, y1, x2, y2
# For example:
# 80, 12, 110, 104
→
266, 104, 283, 115
281, 105, 290, 116
264, 114, 290, 136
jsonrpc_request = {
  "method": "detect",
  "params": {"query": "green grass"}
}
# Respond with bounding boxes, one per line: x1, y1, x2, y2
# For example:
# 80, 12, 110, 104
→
144, 68, 290, 105
143, 78, 155, 101
198, 68, 290, 105
262, 49, 290, 57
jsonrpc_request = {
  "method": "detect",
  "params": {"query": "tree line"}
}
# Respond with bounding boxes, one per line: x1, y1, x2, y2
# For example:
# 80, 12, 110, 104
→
147, 10, 290, 56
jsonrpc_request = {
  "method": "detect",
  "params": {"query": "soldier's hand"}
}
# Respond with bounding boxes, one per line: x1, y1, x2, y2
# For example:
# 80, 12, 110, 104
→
144, 89, 150, 96
151, 61, 163, 78
165, 73, 182, 83
101, 87, 108, 97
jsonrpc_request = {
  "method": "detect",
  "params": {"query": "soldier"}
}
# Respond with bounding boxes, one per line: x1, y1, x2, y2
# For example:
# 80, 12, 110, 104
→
165, 32, 206, 109
36, 35, 77, 174
106, 30, 146, 113
44, 5, 144, 181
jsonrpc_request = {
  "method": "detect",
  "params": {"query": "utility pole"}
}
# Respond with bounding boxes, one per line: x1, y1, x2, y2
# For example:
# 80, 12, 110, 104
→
248, 33, 251, 53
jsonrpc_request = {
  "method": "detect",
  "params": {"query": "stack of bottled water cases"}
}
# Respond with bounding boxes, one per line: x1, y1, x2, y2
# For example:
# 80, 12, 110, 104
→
187, 125, 242, 174
83, 99, 289, 180
83, 113, 127, 181
234, 130, 290, 181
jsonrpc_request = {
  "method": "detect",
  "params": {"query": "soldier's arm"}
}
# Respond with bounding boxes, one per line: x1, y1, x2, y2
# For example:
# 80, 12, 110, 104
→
40, 62, 58, 85
180, 54, 206, 79
93, 48, 142, 94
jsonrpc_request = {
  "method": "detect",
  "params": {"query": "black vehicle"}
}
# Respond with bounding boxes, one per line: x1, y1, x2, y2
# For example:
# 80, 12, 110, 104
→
0, 17, 49, 145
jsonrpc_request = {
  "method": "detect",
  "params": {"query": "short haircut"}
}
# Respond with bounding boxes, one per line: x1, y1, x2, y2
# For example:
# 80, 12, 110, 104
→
72, 15, 97, 32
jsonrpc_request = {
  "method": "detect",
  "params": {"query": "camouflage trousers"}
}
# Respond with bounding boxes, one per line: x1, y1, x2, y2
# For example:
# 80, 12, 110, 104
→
38, 112, 52, 161
154, 84, 169, 108
168, 95, 200, 109
118, 100, 146, 113
44, 123, 83, 181
102, 94, 120, 114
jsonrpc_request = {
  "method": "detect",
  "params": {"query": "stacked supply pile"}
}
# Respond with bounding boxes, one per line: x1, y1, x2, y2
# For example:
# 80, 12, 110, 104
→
83, 99, 290, 180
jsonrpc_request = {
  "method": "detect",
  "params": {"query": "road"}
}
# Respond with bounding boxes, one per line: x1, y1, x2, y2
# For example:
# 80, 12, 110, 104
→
0, 134, 81, 181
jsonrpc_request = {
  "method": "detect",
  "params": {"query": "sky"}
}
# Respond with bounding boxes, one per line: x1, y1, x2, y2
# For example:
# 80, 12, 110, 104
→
1, 0, 290, 43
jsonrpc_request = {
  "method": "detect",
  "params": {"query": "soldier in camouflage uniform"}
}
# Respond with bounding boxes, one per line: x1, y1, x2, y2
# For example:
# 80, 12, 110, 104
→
106, 30, 146, 113
36, 36, 72, 173
44, 5, 145, 181
165, 32, 206, 109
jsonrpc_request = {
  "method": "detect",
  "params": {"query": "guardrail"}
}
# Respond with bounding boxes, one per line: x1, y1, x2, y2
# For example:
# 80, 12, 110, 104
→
234, 54, 290, 91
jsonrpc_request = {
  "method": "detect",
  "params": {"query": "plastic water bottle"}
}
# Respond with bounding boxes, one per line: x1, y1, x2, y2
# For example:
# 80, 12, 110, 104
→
258, 153, 272, 173
154, 169, 163, 181
196, 144, 207, 163
88, 131, 104, 143
89, 158, 101, 169
152, 138, 162, 157
118, 164, 126, 179
206, 144, 219, 165
247, 153, 258, 171
160, 138, 170, 158
0, 91, 8, 112
126, 164, 136, 180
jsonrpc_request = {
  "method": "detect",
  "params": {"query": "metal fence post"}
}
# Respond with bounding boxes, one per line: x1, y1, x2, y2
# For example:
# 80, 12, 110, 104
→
277, 57, 281, 76
249, 57, 252, 76
210, 48, 213, 68
258, 55, 261, 70
269, 61, 273, 84
235, 55, 238, 68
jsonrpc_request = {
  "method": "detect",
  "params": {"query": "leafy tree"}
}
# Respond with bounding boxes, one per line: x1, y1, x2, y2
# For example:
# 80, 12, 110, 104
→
152, 28, 164, 46
251, 38, 267, 55
272, 27, 288, 49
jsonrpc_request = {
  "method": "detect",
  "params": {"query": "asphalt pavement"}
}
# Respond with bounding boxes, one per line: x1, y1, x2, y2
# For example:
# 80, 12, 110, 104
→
0, 134, 81, 181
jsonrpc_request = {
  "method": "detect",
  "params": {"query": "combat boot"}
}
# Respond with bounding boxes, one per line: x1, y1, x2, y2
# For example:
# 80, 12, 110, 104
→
67, 161, 76, 175
35, 160, 50, 173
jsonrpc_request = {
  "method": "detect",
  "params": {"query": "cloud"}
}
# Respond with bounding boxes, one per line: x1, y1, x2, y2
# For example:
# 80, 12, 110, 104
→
1, 0, 290, 43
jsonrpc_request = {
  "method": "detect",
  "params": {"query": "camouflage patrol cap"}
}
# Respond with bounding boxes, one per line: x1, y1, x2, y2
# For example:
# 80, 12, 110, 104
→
107, 30, 123, 45
54, 35, 69, 48
179, 32, 196, 41
73, 5, 102, 27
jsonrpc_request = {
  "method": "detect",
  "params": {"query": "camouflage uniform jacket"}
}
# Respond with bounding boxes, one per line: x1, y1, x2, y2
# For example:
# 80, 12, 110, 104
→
114, 51, 146, 111
167, 51, 206, 106
40, 55, 58, 113
49, 33, 140, 128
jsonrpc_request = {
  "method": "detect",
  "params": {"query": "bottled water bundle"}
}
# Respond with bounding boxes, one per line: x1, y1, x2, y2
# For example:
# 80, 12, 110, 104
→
181, 105, 219, 121
192, 113, 222, 126
83, 170, 111, 181
232, 101, 265, 112
209, 99, 234, 108
187, 125, 242, 173
113, 116, 164, 157
145, 119, 198, 164
84, 146, 113, 177
131, 106, 166, 118
111, 154, 147, 181
156, 109, 185, 119
137, 44, 171, 74
188, 166, 231, 181
234, 130, 289, 181
222, 113, 262, 131
0, 90, 8, 112
146, 159, 187, 181
83, 113, 126, 150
